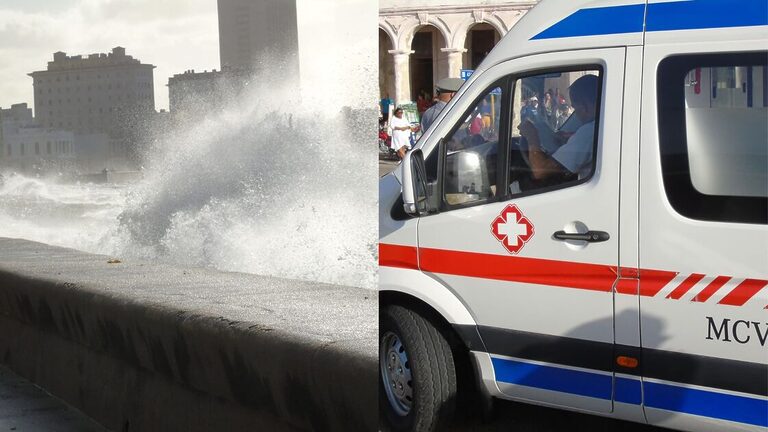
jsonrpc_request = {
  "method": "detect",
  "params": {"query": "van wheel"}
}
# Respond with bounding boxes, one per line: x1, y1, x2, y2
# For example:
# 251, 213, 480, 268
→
380, 305, 457, 432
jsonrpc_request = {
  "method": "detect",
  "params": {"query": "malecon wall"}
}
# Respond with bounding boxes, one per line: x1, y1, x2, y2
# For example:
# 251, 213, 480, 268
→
0, 238, 376, 431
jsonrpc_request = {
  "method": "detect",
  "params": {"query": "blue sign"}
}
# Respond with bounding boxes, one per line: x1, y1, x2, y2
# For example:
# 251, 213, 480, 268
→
460, 69, 474, 80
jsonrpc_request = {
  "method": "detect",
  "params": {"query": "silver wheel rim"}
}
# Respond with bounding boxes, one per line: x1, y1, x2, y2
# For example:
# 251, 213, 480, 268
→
380, 331, 413, 416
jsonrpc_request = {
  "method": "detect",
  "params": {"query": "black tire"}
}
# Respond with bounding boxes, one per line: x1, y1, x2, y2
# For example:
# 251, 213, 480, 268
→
380, 305, 457, 432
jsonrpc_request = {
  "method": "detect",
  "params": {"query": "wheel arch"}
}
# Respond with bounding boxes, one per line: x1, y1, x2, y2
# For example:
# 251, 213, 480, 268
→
380, 289, 489, 413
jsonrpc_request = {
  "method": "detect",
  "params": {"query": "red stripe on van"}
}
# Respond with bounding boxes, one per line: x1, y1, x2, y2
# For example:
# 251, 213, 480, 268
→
638, 269, 678, 297
379, 243, 418, 270
418, 247, 618, 292
718, 279, 768, 306
615, 279, 637, 295
379, 244, 766, 307
666, 273, 706, 300
691, 276, 731, 303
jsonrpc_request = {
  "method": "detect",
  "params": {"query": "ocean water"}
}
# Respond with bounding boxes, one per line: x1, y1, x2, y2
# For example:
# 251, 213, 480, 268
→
0, 71, 377, 289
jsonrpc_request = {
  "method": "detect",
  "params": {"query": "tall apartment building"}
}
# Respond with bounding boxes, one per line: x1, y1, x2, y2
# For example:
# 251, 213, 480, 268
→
168, 69, 225, 123
217, 0, 299, 75
28, 47, 155, 137
216, 0, 376, 108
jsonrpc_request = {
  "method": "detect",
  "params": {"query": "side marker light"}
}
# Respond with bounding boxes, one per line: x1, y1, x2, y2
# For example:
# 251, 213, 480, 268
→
616, 356, 639, 368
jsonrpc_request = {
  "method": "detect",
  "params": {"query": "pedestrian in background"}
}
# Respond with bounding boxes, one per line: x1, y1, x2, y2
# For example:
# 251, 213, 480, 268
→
380, 93, 393, 119
390, 107, 419, 159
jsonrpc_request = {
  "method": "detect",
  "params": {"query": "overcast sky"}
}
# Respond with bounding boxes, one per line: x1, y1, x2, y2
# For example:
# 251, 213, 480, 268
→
0, 0, 220, 112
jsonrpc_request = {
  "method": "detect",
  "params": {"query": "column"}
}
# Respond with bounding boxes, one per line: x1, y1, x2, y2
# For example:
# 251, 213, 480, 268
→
441, 48, 467, 79
389, 49, 413, 105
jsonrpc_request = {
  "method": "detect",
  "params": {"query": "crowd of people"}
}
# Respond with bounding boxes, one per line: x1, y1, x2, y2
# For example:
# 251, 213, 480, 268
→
520, 88, 574, 131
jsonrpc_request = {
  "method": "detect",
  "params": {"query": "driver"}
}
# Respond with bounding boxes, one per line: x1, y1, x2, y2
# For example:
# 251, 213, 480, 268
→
518, 74, 599, 180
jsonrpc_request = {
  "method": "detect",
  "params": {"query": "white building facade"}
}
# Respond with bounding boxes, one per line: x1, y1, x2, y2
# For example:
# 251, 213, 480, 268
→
0, 104, 76, 172
379, 0, 538, 104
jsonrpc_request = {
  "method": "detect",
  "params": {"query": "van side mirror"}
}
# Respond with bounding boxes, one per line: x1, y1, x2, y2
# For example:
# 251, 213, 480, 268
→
401, 149, 429, 216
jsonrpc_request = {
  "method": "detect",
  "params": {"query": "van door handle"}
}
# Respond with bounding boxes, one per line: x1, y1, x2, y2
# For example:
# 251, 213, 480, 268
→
552, 230, 610, 242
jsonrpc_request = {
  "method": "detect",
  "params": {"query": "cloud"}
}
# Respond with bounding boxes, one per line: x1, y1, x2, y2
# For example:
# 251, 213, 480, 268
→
0, 0, 219, 111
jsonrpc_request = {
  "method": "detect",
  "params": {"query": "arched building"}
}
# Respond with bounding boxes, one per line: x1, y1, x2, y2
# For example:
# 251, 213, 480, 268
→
380, 0, 538, 105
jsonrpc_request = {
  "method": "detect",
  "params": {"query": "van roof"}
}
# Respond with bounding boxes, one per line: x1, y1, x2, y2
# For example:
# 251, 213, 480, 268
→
478, 0, 767, 73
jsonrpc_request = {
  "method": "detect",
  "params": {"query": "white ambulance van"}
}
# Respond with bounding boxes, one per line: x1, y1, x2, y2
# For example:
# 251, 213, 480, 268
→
378, 1, 767, 431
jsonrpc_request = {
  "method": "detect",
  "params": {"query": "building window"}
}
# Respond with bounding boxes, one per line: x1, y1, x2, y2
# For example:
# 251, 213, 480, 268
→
657, 52, 767, 224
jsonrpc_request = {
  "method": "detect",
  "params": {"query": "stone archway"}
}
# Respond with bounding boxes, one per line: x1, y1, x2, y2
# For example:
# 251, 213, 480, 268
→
409, 25, 448, 102
464, 23, 501, 70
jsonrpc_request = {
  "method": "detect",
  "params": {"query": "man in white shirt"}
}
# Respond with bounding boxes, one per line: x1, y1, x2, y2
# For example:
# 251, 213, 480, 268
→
519, 74, 599, 181
390, 107, 419, 159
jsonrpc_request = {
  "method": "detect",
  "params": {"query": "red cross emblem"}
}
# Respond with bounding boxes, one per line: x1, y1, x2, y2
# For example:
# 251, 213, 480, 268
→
491, 204, 535, 254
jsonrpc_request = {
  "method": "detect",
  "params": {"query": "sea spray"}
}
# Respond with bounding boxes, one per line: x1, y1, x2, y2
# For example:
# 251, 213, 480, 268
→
112, 65, 377, 289
0, 64, 378, 289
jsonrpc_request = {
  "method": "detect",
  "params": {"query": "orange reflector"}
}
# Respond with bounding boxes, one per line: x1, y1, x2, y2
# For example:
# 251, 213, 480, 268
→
616, 356, 639, 368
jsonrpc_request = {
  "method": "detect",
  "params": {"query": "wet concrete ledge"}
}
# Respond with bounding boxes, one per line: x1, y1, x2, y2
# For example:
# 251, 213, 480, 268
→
0, 238, 377, 431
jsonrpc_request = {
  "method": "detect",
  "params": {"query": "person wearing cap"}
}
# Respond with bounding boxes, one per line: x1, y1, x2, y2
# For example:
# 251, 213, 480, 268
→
390, 106, 419, 159
420, 77, 464, 133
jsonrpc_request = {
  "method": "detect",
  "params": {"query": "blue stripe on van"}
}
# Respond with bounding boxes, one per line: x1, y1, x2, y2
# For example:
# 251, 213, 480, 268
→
532, 0, 768, 40
531, 4, 645, 40
491, 356, 768, 427
646, 0, 768, 32
616, 376, 642, 405
491, 357, 613, 400
644, 381, 768, 428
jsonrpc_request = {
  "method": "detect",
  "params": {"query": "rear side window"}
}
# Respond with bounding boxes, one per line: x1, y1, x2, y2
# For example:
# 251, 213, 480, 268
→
657, 52, 767, 224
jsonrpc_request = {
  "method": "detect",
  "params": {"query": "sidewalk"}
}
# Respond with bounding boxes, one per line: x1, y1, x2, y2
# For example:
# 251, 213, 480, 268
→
0, 365, 107, 432
379, 159, 399, 177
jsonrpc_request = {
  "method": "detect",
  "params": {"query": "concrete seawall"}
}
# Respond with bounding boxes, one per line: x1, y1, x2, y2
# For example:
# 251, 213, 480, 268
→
0, 238, 377, 431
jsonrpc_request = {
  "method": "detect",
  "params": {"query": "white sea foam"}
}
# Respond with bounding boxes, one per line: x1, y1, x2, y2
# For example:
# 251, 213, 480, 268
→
0, 62, 378, 289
